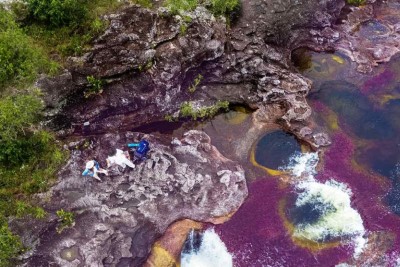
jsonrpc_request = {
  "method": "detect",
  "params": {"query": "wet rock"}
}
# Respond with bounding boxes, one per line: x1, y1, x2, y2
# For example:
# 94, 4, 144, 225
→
19, 131, 247, 266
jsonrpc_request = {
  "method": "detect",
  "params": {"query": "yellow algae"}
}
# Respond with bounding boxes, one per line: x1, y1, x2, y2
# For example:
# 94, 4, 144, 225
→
279, 198, 341, 252
332, 55, 345, 64
326, 111, 340, 131
224, 110, 249, 125
147, 242, 179, 267
377, 94, 399, 105
144, 219, 203, 267
249, 144, 285, 176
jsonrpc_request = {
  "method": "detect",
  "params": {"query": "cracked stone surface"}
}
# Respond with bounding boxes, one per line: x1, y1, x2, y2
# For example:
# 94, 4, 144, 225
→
16, 130, 247, 266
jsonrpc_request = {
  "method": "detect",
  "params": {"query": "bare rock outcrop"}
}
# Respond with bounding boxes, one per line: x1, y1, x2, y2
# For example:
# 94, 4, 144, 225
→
39, 0, 346, 148
18, 130, 246, 266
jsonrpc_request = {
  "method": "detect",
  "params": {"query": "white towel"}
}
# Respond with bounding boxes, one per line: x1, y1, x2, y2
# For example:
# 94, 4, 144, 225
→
107, 149, 135, 169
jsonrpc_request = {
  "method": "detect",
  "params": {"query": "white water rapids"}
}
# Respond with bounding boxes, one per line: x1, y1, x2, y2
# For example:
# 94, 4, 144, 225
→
282, 152, 367, 257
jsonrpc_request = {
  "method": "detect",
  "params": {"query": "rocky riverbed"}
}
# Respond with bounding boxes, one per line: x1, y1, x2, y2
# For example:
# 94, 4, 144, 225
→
12, 0, 400, 266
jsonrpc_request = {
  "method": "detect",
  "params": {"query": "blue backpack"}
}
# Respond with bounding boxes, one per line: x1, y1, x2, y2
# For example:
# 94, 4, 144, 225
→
137, 140, 149, 155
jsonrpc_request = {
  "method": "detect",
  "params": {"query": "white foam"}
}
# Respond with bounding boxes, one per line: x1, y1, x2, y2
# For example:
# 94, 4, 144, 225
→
283, 152, 367, 257
181, 229, 233, 267
280, 152, 319, 180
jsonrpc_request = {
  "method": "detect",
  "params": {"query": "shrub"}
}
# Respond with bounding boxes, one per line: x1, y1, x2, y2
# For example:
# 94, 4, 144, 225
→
24, 0, 89, 28
85, 76, 104, 98
0, 221, 23, 267
0, 94, 42, 138
56, 209, 74, 233
210, 0, 239, 15
0, 9, 50, 89
21, 0, 121, 58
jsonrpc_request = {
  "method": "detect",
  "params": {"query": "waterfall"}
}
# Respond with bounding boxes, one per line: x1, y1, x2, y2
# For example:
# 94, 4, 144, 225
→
181, 228, 233, 267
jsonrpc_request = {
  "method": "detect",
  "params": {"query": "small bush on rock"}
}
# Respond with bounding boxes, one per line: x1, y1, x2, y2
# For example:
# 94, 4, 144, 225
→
165, 0, 198, 14
210, 0, 239, 15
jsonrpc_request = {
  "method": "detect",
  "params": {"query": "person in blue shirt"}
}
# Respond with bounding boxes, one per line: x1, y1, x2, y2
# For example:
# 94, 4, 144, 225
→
82, 160, 108, 181
128, 140, 150, 161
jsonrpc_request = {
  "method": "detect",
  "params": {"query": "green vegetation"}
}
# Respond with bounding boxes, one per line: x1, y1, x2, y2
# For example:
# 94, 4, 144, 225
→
165, 0, 240, 16
56, 209, 75, 233
18, 0, 124, 58
0, 7, 55, 89
347, 0, 365, 5
188, 74, 203, 93
24, 0, 88, 28
165, 0, 198, 14
179, 100, 229, 120
0, 1, 129, 264
85, 76, 104, 98
210, 0, 239, 15
133, 0, 153, 8
0, 92, 66, 265
0, 221, 23, 267
164, 114, 175, 122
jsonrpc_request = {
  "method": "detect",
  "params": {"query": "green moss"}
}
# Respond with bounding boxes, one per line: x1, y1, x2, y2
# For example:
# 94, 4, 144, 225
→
180, 23, 188, 35
188, 74, 203, 93
56, 209, 74, 233
164, 114, 175, 122
347, 0, 365, 5
179, 100, 229, 120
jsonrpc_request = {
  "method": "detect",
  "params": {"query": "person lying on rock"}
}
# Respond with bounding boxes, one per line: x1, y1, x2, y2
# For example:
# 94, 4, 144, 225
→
106, 149, 135, 169
128, 139, 150, 161
82, 160, 108, 181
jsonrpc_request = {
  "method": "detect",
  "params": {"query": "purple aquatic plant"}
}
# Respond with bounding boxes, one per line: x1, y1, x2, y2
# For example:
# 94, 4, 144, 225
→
361, 69, 395, 95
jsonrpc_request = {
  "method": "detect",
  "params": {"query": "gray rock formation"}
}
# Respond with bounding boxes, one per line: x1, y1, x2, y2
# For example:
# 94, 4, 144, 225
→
18, 130, 246, 266
39, 1, 347, 147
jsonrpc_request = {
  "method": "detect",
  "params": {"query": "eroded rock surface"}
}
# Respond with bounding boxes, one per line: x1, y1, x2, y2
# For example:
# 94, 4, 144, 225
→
18, 130, 246, 266
39, 0, 350, 148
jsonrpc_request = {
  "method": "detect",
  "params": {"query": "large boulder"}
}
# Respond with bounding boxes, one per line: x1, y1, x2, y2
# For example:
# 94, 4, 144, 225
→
18, 130, 247, 266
